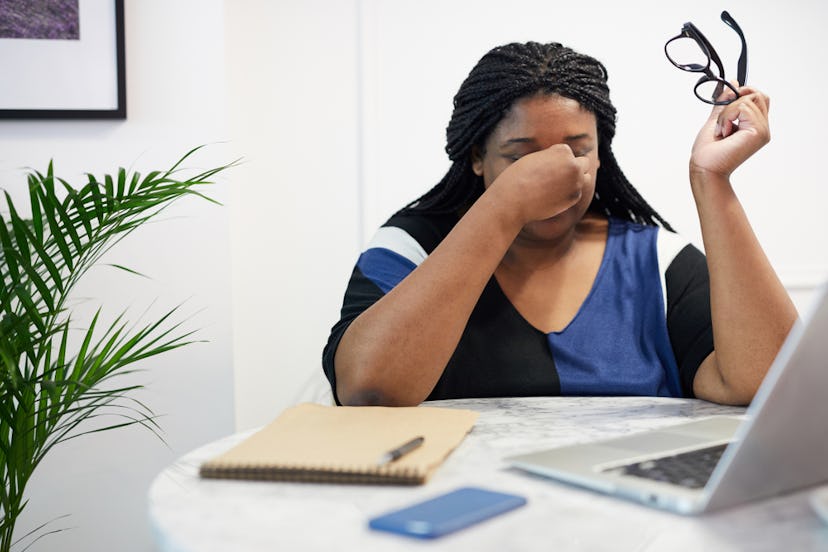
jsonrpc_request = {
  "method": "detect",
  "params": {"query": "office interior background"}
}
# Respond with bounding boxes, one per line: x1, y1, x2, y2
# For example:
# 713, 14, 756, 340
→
0, 0, 825, 550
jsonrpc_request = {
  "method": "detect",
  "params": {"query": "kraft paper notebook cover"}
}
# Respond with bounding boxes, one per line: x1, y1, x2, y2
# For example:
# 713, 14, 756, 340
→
199, 403, 479, 485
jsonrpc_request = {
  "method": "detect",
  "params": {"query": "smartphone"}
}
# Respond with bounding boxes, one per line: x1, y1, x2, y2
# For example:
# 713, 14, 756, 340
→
368, 486, 527, 539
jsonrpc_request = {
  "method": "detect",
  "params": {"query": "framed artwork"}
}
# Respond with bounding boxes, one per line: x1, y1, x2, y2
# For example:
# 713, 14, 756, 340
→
0, 0, 126, 119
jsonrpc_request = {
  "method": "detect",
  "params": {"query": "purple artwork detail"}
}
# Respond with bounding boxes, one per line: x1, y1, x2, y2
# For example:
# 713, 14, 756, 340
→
0, 0, 80, 40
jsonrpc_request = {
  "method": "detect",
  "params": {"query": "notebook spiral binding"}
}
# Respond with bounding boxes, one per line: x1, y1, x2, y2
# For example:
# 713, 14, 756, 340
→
198, 463, 426, 485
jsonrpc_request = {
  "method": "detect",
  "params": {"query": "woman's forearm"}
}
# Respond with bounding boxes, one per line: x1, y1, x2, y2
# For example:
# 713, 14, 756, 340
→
690, 171, 798, 404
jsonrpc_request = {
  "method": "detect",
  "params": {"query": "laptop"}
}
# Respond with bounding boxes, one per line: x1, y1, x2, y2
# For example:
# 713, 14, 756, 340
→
507, 283, 828, 515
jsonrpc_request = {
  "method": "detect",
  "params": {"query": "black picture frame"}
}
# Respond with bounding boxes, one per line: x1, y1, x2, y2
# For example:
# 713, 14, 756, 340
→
0, 0, 126, 120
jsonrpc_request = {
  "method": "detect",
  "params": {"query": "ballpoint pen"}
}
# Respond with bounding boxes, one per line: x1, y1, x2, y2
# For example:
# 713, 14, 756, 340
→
376, 436, 425, 466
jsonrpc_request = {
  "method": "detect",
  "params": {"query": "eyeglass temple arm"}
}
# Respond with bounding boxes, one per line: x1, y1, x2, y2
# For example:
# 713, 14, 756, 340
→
721, 11, 747, 86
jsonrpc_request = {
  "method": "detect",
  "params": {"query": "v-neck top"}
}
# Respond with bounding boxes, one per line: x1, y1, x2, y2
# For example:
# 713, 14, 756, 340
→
323, 211, 713, 403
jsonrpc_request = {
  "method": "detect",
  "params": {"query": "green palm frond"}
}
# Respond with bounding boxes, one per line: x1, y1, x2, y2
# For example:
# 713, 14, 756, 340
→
0, 147, 235, 551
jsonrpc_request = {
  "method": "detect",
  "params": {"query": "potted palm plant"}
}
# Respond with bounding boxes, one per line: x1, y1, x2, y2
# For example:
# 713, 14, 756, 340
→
0, 147, 233, 551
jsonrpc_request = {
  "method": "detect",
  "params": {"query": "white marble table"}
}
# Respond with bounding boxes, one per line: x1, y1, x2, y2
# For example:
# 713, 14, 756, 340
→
148, 397, 828, 551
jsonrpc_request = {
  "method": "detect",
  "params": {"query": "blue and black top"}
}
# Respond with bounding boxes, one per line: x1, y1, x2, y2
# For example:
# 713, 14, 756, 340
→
323, 212, 713, 404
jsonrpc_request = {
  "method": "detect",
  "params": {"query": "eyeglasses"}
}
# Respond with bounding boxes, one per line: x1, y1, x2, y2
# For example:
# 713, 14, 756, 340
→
665, 11, 747, 105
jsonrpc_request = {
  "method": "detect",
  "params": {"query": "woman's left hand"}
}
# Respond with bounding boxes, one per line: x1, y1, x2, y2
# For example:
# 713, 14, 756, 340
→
689, 86, 770, 180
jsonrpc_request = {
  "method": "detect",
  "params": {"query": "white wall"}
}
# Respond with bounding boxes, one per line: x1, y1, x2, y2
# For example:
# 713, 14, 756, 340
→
225, 0, 360, 430
0, 1, 234, 551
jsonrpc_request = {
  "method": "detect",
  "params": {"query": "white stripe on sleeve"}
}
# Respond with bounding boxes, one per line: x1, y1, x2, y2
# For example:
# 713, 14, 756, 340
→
365, 226, 428, 267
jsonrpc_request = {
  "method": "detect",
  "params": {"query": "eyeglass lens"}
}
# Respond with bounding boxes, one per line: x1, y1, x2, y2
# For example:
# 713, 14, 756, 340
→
695, 80, 729, 103
666, 36, 732, 103
665, 38, 710, 72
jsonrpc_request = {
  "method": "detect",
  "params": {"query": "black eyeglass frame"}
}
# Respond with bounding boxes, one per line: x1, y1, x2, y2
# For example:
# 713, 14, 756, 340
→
665, 11, 748, 105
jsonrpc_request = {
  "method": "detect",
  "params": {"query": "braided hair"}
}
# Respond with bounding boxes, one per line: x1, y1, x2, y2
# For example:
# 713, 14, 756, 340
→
400, 41, 673, 230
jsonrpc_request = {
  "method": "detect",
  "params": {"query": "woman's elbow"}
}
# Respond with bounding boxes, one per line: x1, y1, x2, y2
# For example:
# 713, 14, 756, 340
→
335, 363, 424, 406
337, 380, 422, 407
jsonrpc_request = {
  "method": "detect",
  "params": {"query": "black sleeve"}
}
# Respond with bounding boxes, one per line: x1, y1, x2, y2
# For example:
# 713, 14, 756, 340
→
665, 244, 714, 398
322, 267, 384, 406
321, 212, 458, 405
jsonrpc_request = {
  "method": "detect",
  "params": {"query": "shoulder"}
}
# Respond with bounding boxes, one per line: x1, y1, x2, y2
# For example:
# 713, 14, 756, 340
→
370, 211, 459, 256
606, 218, 708, 303
606, 217, 669, 262
653, 226, 698, 271
606, 217, 701, 275
650, 227, 710, 314
651, 227, 707, 282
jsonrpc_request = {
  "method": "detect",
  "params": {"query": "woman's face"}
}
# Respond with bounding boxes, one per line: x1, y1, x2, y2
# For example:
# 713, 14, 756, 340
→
471, 93, 601, 240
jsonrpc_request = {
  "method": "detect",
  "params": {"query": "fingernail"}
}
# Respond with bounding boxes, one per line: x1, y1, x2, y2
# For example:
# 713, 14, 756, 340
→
714, 123, 721, 137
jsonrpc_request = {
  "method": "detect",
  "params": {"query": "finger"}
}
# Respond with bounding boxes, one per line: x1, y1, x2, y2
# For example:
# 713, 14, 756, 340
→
708, 84, 740, 134
718, 105, 747, 138
719, 116, 736, 138
748, 90, 770, 118
733, 86, 770, 117
722, 95, 767, 126
733, 88, 769, 114
708, 103, 727, 138
715, 85, 769, 134
712, 104, 729, 138
717, 97, 769, 139
718, 81, 741, 104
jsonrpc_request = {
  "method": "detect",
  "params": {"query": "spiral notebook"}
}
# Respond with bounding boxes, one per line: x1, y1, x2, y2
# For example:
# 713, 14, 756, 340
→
199, 403, 479, 485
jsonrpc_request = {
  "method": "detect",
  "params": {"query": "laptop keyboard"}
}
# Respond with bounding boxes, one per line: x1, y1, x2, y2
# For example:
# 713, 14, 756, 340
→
611, 443, 729, 489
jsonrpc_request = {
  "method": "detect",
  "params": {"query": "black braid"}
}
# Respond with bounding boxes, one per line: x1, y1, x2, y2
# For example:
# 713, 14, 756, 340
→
399, 41, 673, 231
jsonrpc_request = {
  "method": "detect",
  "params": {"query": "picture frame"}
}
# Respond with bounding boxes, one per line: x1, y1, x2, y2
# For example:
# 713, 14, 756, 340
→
0, 0, 126, 120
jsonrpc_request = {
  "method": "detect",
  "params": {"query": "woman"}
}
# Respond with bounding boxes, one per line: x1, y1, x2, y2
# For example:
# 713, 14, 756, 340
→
322, 41, 797, 407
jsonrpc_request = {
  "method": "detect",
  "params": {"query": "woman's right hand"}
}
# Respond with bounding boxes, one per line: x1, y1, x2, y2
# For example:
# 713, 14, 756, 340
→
490, 144, 592, 225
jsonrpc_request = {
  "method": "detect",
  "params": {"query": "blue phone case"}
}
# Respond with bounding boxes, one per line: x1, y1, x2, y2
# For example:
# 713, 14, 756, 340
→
368, 486, 527, 539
